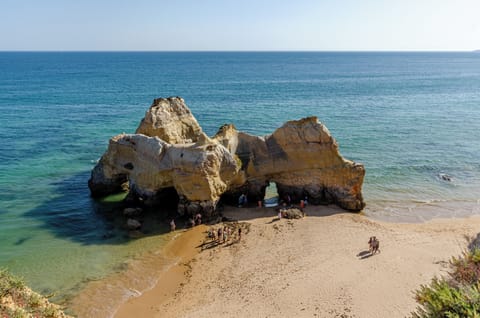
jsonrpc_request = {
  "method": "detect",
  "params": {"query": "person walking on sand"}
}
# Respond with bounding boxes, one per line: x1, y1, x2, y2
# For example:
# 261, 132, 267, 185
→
238, 227, 242, 241
368, 236, 380, 255
170, 219, 176, 232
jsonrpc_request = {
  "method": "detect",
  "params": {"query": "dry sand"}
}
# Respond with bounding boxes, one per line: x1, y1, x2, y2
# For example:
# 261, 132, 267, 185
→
114, 205, 480, 318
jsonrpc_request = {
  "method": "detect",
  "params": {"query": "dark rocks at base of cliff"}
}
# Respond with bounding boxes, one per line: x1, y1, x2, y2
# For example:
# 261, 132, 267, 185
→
124, 186, 180, 209
276, 183, 365, 211
221, 180, 270, 207
88, 162, 128, 198
177, 197, 218, 219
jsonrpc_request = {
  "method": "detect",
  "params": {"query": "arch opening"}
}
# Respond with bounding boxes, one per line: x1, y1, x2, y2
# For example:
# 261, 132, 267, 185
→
262, 182, 279, 208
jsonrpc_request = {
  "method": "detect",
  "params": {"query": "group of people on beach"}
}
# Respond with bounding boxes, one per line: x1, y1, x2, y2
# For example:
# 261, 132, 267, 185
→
239, 192, 309, 210
188, 213, 202, 227
207, 225, 242, 244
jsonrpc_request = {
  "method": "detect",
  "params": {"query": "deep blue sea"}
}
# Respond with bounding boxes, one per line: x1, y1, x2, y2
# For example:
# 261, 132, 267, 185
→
1, 52, 480, 315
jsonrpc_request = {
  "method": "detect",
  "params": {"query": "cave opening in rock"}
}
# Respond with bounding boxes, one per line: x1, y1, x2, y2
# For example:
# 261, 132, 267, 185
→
263, 182, 279, 207
123, 186, 179, 210
148, 187, 179, 209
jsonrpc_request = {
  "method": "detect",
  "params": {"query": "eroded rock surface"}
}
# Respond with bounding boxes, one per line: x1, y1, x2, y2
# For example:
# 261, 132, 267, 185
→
89, 97, 365, 217
136, 97, 203, 144
215, 118, 365, 211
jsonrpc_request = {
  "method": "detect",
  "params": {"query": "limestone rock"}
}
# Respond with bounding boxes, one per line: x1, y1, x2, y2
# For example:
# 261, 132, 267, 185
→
126, 218, 141, 230
89, 97, 365, 218
88, 160, 128, 198
89, 132, 241, 216
279, 208, 305, 219
224, 117, 365, 211
0, 269, 73, 318
135, 97, 203, 144
123, 207, 143, 217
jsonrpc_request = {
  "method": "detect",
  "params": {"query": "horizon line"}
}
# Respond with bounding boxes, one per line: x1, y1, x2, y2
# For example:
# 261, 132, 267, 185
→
0, 49, 478, 53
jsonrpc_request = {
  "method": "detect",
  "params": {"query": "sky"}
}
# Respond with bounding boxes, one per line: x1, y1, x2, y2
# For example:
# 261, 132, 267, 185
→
0, 0, 479, 51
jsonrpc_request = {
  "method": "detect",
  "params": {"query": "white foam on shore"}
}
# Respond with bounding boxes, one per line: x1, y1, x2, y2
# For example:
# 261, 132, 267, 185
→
67, 233, 179, 318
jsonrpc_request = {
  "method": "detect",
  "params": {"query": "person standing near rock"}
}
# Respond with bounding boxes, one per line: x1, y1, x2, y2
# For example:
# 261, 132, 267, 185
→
227, 227, 232, 242
170, 219, 176, 232
195, 213, 202, 225
218, 227, 223, 243
238, 193, 248, 207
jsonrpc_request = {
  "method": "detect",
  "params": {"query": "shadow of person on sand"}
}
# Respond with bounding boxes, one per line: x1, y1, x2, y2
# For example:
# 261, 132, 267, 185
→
196, 239, 239, 250
223, 240, 239, 247
357, 250, 373, 260
266, 218, 280, 224
197, 240, 221, 250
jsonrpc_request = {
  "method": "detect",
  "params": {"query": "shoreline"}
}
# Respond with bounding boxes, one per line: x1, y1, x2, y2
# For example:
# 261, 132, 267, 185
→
113, 224, 206, 318
67, 225, 206, 318
106, 205, 480, 318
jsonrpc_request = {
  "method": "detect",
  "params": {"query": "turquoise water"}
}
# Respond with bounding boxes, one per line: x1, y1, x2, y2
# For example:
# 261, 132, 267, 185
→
1, 52, 480, 310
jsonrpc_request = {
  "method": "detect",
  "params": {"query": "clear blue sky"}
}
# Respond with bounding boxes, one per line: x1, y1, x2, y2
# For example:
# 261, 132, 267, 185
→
1, 0, 479, 51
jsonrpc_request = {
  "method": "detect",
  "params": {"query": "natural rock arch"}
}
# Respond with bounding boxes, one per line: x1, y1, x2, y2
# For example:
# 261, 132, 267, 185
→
89, 97, 365, 218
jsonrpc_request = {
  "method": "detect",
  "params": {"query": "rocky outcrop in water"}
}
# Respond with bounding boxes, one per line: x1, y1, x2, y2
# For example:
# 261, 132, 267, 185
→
135, 97, 203, 144
89, 97, 365, 217
215, 118, 365, 211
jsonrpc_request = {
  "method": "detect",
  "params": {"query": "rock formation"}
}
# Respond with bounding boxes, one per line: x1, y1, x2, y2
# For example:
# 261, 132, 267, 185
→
89, 97, 365, 218
217, 117, 365, 211
135, 97, 203, 143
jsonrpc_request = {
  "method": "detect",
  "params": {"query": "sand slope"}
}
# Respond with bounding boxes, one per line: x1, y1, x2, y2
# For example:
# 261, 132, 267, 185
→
115, 206, 480, 318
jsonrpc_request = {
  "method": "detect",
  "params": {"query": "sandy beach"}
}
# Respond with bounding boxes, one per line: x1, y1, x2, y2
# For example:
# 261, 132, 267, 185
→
109, 205, 480, 318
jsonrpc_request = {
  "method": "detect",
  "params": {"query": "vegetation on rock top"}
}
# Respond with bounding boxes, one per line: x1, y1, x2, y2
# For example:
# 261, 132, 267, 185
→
0, 269, 71, 318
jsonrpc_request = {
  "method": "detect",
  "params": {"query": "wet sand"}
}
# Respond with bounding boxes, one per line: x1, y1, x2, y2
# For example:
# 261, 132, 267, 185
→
113, 225, 206, 318
108, 205, 480, 318
68, 225, 206, 318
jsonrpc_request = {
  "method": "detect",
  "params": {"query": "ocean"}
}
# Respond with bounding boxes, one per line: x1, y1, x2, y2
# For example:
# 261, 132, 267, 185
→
1, 52, 479, 315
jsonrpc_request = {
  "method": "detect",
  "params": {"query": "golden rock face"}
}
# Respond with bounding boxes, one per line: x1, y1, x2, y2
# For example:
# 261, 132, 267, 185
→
225, 117, 365, 211
135, 97, 203, 144
89, 97, 365, 216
